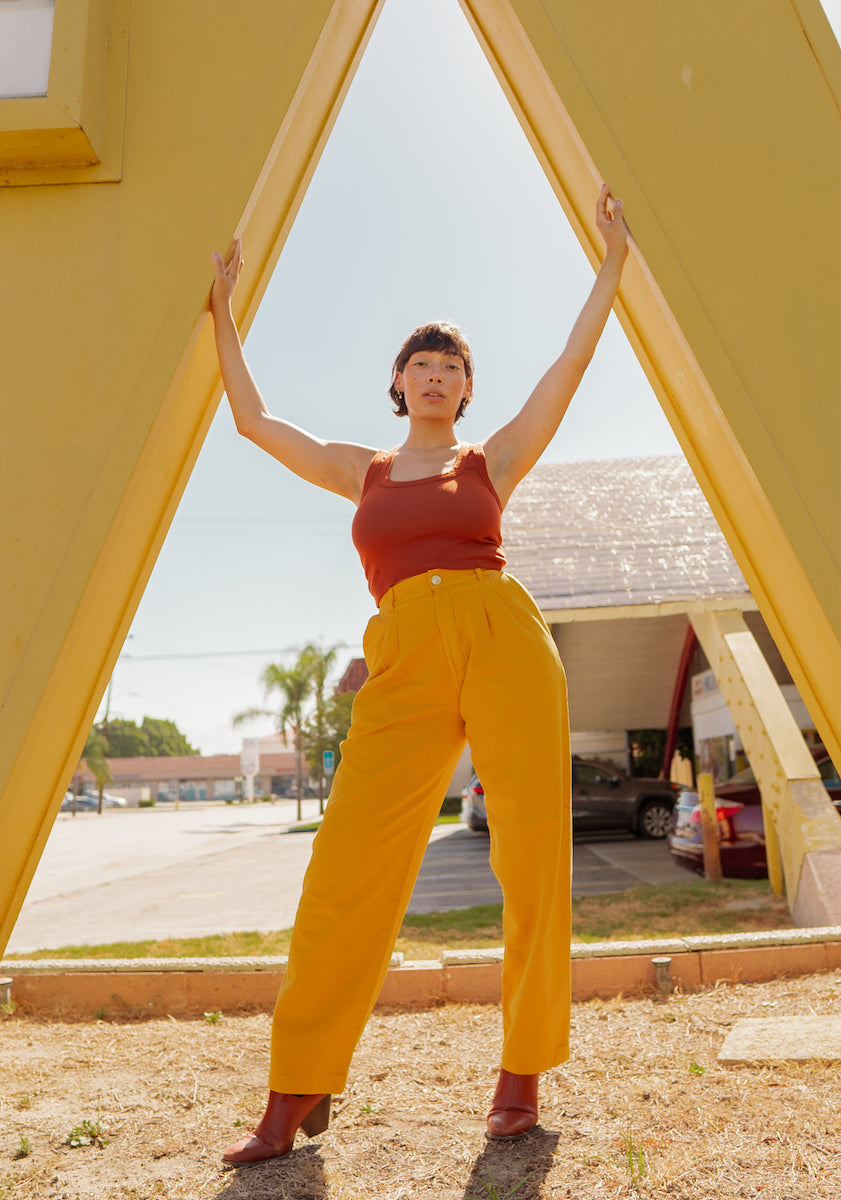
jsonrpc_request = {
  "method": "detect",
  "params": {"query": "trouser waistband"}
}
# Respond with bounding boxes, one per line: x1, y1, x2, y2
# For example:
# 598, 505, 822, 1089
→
379, 568, 502, 611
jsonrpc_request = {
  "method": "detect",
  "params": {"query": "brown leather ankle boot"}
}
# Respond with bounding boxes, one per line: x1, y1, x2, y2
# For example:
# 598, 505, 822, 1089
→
486, 1069, 538, 1139
222, 1090, 331, 1165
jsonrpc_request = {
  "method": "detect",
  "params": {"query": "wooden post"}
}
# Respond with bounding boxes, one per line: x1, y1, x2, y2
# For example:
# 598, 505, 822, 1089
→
762, 803, 785, 897
697, 772, 723, 883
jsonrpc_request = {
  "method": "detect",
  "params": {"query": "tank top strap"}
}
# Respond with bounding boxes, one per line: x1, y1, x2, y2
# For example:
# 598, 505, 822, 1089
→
462, 443, 500, 505
359, 449, 395, 502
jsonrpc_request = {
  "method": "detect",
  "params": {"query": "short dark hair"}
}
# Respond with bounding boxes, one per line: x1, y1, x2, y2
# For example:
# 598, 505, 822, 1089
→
389, 321, 474, 421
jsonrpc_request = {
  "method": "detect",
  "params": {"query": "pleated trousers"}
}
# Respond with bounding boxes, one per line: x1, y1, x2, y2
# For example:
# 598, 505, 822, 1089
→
269, 568, 571, 1095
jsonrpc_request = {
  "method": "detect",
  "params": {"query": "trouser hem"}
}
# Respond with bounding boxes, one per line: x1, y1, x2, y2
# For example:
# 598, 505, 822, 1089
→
268, 1070, 348, 1096
500, 1041, 570, 1076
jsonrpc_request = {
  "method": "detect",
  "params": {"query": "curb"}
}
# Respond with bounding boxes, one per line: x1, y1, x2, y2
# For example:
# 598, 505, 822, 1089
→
3, 927, 841, 1021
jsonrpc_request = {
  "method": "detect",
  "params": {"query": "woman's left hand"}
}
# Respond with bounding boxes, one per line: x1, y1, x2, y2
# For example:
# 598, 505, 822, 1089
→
596, 183, 629, 260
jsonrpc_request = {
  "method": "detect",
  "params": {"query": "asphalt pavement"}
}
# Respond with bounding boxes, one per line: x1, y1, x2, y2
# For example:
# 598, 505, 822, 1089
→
5, 801, 688, 955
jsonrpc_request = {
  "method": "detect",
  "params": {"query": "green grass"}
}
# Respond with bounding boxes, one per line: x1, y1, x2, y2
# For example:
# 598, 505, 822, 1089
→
3, 879, 792, 963
569, 876, 792, 943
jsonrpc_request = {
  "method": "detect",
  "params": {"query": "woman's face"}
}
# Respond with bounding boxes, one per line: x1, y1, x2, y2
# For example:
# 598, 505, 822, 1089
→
395, 350, 472, 423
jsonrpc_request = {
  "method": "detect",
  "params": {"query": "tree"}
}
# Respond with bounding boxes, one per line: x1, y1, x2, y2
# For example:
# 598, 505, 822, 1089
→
235, 657, 314, 820
140, 717, 198, 757
304, 689, 356, 790
92, 716, 197, 757
299, 643, 339, 814
101, 718, 151, 757
83, 727, 112, 815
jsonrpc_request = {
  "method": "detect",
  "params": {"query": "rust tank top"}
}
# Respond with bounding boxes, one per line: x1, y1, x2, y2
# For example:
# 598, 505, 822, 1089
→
351, 442, 506, 604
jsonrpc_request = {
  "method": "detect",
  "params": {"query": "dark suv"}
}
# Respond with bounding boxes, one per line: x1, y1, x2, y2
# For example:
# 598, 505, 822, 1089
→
461, 757, 686, 839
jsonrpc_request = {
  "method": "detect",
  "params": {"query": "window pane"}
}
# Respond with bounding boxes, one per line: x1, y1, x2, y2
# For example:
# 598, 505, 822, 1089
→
0, 0, 55, 99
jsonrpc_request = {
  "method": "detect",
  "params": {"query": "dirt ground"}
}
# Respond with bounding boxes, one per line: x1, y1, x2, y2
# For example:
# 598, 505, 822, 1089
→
2, 970, 840, 1200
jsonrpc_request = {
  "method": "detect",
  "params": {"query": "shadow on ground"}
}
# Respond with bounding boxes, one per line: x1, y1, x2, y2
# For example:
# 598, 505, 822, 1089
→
461, 1127, 559, 1199
214, 1144, 328, 1198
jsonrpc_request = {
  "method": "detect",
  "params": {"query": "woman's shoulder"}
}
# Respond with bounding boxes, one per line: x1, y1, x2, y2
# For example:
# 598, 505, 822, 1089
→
460, 442, 488, 465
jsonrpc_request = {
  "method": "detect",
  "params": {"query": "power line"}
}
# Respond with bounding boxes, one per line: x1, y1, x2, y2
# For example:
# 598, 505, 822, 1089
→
121, 643, 358, 662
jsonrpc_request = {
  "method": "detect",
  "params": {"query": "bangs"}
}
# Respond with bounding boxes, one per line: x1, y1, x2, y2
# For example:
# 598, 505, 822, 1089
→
393, 322, 473, 378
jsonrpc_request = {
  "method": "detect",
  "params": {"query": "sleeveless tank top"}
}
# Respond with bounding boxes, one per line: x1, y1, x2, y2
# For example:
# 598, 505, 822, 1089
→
351, 443, 506, 603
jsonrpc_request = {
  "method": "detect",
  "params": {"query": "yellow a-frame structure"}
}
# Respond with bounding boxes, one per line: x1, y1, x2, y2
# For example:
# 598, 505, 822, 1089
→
3, 1, 841, 952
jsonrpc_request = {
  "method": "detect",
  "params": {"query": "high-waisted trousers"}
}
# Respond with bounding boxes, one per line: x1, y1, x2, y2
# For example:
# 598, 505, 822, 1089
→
269, 568, 571, 1095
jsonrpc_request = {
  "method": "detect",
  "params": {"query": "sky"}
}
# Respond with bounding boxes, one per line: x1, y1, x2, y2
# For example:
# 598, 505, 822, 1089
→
98, 0, 841, 756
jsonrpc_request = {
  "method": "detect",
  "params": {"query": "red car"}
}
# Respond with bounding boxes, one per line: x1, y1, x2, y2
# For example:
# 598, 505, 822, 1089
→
667, 757, 841, 878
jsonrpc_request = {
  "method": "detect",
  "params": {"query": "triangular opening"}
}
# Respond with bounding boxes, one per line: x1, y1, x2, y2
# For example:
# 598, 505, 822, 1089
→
112, 0, 684, 756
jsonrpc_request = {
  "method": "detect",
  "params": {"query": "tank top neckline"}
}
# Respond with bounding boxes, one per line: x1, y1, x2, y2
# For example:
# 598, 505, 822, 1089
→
380, 441, 471, 487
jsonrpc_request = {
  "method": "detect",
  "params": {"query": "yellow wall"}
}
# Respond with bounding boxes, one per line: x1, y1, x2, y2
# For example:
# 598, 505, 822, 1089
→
0, 0, 384, 953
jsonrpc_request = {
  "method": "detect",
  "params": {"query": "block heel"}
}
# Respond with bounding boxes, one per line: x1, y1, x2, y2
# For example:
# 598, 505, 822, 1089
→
300, 1092, 331, 1136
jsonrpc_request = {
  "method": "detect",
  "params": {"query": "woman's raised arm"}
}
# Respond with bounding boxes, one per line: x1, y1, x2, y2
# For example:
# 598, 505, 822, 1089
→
483, 185, 629, 507
209, 239, 376, 504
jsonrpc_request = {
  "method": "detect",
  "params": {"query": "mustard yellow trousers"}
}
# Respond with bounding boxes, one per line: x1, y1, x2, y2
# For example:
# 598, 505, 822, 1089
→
269, 568, 571, 1094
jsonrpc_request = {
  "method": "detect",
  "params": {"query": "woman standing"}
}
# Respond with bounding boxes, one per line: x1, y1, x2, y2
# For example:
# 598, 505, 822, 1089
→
210, 185, 628, 1165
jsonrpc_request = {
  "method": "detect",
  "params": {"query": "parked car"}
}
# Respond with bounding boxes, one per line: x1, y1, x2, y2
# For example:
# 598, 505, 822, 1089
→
60, 791, 98, 812
60, 790, 127, 811
82, 790, 127, 808
461, 775, 487, 831
667, 756, 841, 879
461, 758, 687, 839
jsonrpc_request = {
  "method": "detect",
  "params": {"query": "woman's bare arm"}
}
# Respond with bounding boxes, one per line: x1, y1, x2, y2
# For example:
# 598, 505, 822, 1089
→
483, 186, 629, 507
210, 240, 376, 504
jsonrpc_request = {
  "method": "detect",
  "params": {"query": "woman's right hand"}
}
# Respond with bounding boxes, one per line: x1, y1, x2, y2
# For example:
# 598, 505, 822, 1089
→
210, 238, 243, 319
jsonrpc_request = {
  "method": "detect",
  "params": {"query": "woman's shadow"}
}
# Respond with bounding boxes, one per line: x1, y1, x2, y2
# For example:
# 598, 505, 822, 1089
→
461, 1127, 559, 1199
211, 1143, 328, 1199
207, 1128, 558, 1199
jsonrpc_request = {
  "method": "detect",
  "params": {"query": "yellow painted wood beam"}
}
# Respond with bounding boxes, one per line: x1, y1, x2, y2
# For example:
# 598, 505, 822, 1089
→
462, 0, 841, 781
0, 0, 384, 955
691, 610, 841, 923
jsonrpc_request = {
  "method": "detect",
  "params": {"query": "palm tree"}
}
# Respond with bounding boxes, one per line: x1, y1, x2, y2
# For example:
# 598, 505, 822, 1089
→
83, 727, 112, 815
234, 658, 314, 821
299, 643, 339, 814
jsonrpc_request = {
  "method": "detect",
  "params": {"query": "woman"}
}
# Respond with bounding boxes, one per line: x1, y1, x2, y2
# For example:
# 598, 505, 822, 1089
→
210, 185, 629, 1165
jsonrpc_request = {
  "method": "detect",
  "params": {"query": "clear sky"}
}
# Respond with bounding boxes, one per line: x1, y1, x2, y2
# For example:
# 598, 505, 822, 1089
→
99, 0, 841, 756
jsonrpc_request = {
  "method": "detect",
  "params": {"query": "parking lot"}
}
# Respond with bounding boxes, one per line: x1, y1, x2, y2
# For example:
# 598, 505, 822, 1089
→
5, 801, 687, 954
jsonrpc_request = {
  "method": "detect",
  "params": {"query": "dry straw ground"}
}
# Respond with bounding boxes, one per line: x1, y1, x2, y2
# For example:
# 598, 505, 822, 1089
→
2, 969, 840, 1199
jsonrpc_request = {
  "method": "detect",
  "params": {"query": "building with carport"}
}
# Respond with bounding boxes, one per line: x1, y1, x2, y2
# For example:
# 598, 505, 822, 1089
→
503, 455, 841, 924
503, 455, 821, 779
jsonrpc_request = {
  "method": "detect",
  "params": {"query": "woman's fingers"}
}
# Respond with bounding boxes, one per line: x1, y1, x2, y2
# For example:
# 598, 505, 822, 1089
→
211, 238, 245, 297
597, 183, 620, 221
209, 239, 244, 313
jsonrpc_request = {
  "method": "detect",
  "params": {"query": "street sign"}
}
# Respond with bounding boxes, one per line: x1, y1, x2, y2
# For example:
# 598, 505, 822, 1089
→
323, 750, 334, 776
240, 737, 260, 775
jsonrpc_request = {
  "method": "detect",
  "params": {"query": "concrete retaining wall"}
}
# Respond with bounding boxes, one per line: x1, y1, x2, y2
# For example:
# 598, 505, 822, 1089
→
3, 928, 841, 1021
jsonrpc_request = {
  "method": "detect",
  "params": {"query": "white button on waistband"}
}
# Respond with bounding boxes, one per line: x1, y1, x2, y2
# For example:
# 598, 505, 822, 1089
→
430, 574, 442, 586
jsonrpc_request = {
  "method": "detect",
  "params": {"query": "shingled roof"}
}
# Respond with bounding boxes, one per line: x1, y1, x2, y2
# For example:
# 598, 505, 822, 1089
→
502, 456, 750, 614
